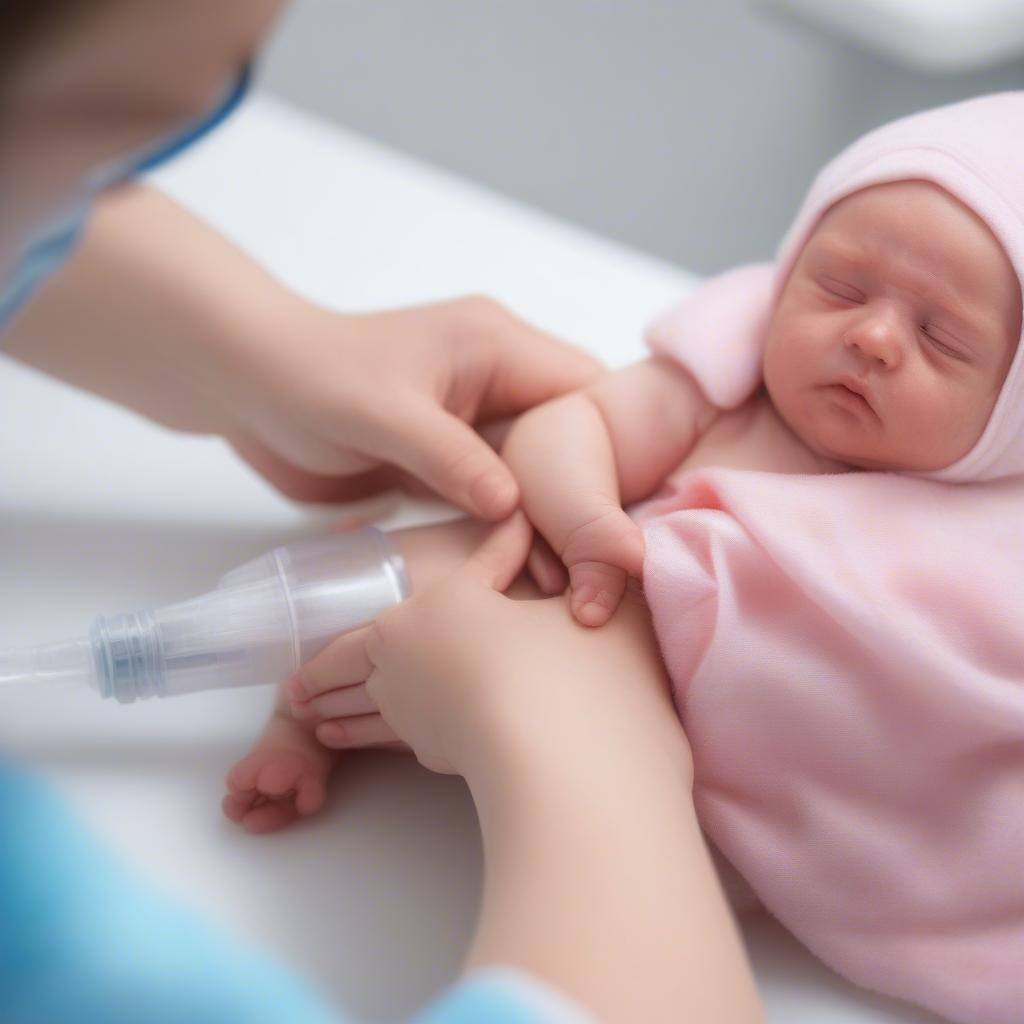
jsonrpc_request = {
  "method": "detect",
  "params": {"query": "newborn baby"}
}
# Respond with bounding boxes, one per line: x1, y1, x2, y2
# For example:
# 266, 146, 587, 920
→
225, 93, 1024, 1024
502, 178, 1019, 624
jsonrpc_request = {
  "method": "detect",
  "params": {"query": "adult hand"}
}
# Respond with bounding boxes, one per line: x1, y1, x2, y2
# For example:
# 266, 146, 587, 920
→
227, 295, 603, 518
293, 513, 688, 782
4, 187, 602, 520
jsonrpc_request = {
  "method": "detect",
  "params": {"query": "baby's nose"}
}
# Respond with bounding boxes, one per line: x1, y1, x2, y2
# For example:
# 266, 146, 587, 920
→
843, 308, 905, 368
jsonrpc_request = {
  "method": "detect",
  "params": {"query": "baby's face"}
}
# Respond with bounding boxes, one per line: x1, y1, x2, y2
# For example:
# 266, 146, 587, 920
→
763, 181, 1021, 472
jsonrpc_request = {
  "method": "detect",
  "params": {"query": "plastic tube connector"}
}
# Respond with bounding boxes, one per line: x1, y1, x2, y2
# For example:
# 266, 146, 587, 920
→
0, 527, 409, 704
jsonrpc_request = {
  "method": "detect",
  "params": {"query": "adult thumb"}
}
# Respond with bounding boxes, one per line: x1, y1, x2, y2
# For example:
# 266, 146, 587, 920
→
370, 400, 519, 520
462, 512, 534, 593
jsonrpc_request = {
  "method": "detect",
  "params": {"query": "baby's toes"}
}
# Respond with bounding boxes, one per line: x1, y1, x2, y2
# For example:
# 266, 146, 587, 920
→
294, 774, 327, 816
225, 755, 263, 797
256, 751, 312, 798
221, 791, 257, 824
569, 562, 628, 627
223, 749, 330, 833
239, 799, 301, 835
239, 767, 325, 833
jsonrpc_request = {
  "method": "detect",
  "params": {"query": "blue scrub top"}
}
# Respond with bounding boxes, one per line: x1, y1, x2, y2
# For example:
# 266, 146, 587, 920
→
0, 765, 593, 1024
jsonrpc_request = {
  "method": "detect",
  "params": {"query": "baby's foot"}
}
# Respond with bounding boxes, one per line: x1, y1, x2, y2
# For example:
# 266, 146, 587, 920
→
222, 708, 340, 834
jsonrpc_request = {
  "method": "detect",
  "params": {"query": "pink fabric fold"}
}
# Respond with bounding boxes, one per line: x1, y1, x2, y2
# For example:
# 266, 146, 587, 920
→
637, 469, 1024, 1024
646, 263, 775, 409
636, 93, 1024, 1022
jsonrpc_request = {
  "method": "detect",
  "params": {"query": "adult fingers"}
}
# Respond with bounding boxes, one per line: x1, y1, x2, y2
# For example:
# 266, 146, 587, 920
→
461, 511, 534, 593
316, 713, 399, 749
526, 535, 569, 595
291, 627, 373, 702
358, 398, 520, 520
305, 682, 377, 721
458, 298, 605, 414
231, 435, 397, 504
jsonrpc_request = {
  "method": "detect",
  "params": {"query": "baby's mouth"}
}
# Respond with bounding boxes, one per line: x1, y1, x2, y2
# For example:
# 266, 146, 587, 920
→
824, 377, 877, 418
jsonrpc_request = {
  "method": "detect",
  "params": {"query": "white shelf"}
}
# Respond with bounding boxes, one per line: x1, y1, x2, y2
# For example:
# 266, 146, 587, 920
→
762, 0, 1024, 72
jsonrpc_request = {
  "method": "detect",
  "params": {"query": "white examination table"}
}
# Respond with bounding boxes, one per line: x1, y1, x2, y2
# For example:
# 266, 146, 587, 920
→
0, 95, 942, 1024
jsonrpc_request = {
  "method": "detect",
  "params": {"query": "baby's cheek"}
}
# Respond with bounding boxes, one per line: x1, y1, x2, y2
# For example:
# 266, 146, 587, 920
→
766, 310, 822, 376
764, 331, 812, 413
904, 378, 985, 467
955, 383, 1000, 451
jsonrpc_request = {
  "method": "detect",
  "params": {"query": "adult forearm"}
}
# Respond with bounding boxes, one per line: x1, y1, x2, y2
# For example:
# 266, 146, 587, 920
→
464, 716, 763, 1024
1, 183, 292, 435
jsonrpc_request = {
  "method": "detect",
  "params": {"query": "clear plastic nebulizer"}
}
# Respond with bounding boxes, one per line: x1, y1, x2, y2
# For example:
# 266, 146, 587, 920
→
0, 528, 409, 703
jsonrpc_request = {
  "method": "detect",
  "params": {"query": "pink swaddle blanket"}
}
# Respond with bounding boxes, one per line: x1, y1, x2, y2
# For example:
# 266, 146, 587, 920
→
638, 93, 1024, 1023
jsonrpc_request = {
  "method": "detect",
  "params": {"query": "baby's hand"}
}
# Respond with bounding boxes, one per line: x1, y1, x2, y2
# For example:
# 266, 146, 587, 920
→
501, 382, 654, 629
537, 504, 645, 628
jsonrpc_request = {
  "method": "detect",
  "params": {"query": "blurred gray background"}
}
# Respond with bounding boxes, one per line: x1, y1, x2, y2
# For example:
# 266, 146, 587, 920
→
262, 0, 1024, 274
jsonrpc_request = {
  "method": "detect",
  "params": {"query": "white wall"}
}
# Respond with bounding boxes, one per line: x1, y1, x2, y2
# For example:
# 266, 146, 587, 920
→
262, 0, 1024, 273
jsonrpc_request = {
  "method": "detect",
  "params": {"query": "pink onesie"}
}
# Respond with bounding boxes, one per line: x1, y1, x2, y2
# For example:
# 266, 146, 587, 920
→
638, 93, 1024, 1024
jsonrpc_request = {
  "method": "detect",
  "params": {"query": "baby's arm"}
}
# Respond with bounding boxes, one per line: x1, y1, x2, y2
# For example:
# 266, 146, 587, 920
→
502, 356, 717, 625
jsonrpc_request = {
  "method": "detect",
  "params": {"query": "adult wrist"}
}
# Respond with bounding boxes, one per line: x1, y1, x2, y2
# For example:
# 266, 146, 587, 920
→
196, 280, 324, 436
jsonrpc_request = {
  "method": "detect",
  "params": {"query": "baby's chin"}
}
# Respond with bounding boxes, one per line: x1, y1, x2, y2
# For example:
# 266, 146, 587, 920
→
770, 382, 977, 474
800, 427, 967, 475
791, 418, 915, 473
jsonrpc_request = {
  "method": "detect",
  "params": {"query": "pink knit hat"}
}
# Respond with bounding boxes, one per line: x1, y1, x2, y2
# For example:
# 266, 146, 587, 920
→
775, 92, 1024, 482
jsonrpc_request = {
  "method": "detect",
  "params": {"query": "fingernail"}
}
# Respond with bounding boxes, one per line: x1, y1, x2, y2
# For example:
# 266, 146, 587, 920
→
577, 601, 610, 627
318, 723, 346, 747
472, 471, 517, 518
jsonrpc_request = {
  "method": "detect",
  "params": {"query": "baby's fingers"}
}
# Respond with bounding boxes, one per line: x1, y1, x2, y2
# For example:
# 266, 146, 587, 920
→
569, 561, 629, 627
527, 534, 569, 595
560, 511, 645, 626
560, 509, 645, 578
